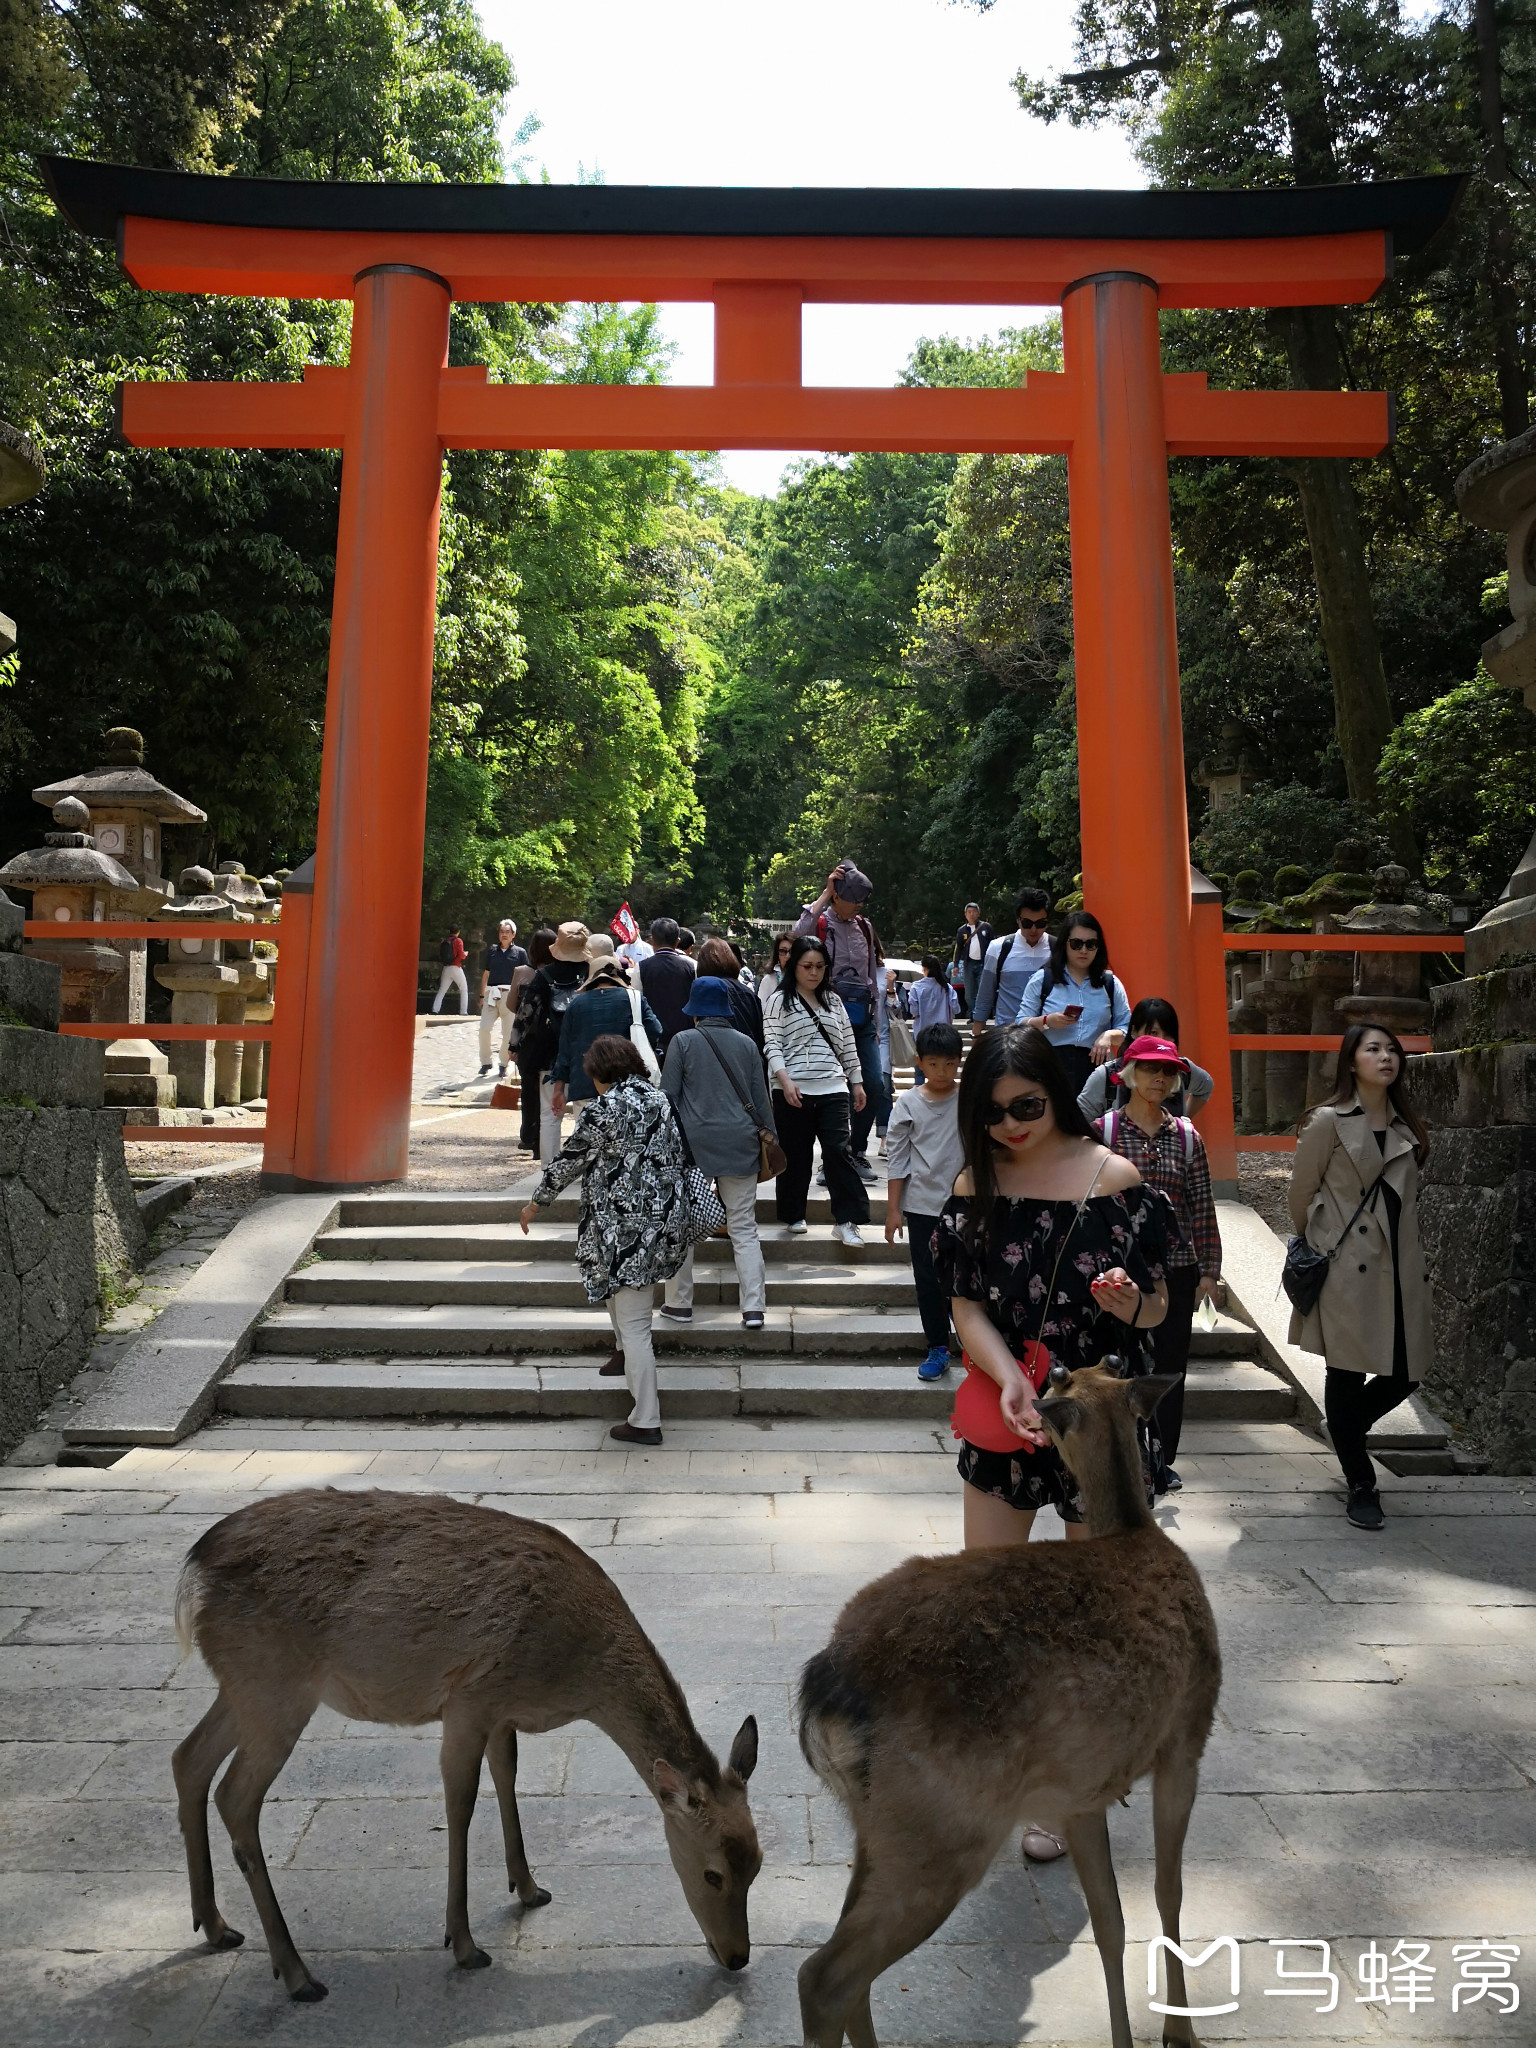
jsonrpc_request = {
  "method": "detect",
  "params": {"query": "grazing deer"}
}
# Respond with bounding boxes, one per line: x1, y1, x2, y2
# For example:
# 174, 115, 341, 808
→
797, 1362, 1221, 2048
172, 1488, 761, 2001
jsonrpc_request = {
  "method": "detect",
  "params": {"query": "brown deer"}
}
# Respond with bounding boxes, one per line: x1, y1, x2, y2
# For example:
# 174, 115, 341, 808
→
172, 1488, 761, 2001
797, 1362, 1221, 2048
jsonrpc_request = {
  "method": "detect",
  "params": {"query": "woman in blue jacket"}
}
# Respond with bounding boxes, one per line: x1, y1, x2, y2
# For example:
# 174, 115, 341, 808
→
548, 943, 663, 1118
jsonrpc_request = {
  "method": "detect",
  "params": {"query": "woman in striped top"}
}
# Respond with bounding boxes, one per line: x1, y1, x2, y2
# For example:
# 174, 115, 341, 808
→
763, 936, 871, 1246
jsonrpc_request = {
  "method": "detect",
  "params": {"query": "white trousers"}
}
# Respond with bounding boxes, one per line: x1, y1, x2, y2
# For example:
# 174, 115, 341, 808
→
432, 965, 469, 1013
479, 987, 514, 1066
607, 1286, 660, 1429
539, 1075, 568, 1165
665, 1172, 766, 1315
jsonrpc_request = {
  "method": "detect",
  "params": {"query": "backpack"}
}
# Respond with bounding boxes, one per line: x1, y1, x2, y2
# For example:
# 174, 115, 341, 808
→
438, 936, 456, 965
814, 910, 877, 1025
1103, 1108, 1195, 1167
514, 968, 578, 1071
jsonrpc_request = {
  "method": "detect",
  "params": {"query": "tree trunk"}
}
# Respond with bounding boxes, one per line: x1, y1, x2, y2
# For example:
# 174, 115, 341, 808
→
1279, 307, 1401, 837
1474, 0, 1528, 439
1266, 5, 1412, 855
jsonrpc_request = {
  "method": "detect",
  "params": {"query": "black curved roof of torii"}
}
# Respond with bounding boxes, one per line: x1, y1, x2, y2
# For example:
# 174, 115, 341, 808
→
40, 156, 1467, 254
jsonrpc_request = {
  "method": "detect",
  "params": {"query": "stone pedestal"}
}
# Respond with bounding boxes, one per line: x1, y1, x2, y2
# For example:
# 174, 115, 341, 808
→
155, 968, 237, 1108
1251, 948, 1311, 1130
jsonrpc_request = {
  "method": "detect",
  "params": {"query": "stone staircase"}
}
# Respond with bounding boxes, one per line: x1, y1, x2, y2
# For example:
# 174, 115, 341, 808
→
222, 1182, 1299, 1424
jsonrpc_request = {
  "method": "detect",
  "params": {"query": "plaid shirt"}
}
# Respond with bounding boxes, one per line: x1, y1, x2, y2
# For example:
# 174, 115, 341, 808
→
1093, 1109, 1221, 1278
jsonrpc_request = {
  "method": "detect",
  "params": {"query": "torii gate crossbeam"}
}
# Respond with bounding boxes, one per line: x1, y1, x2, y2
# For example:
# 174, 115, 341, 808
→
43, 160, 1464, 1191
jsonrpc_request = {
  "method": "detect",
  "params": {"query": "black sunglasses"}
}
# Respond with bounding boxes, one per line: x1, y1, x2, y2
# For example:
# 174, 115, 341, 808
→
1019, 916, 1049, 931
984, 1093, 1049, 1126
1067, 935, 1098, 952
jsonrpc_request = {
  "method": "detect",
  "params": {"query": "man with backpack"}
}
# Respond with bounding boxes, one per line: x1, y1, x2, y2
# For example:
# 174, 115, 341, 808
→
971, 887, 1053, 1031
431, 925, 469, 1014
511, 922, 590, 1162
792, 862, 886, 1178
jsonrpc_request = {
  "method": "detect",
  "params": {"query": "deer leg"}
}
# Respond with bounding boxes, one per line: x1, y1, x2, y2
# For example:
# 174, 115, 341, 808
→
440, 1712, 493, 1968
798, 1838, 979, 2048
213, 1702, 320, 2000
485, 1720, 550, 1908
1152, 1752, 1202, 2048
1061, 1809, 1133, 2048
172, 1692, 242, 1950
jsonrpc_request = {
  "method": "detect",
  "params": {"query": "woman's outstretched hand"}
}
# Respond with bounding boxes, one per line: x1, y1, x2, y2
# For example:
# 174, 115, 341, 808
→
999, 1368, 1049, 1446
1089, 1267, 1142, 1323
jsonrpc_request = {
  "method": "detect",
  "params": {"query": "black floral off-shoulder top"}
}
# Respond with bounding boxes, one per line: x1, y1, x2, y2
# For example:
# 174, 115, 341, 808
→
933, 1184, 1170, 1372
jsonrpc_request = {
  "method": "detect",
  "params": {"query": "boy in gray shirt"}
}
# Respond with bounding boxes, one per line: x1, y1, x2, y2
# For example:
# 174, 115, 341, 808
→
884, 1021, 966, 1381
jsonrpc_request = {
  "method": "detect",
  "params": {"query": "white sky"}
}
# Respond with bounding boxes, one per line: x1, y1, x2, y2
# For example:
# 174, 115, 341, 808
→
476, 0, 1143, 491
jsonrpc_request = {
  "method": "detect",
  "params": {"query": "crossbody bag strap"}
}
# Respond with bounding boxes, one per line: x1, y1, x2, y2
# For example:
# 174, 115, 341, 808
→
804, 1000, 849, 1069
695, 1026, 770, 1137
1030, 1151, 1112, 1354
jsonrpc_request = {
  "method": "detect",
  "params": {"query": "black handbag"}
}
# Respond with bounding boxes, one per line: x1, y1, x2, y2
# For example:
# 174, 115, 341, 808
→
1281, 1175, 1381, 1316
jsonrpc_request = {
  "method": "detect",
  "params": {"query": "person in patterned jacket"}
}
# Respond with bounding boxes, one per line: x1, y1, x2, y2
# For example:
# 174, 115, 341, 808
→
520, 1035, 690, 1446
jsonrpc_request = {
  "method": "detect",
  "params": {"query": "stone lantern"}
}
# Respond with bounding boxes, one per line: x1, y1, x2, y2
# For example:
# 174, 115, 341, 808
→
32, 728, 207, 1024
152, 866, 252, 1108
210, 862, 272, 1102
0, 798, 137, 1020
1334, 864, 1450, 1040
1193, 718, 1262, 815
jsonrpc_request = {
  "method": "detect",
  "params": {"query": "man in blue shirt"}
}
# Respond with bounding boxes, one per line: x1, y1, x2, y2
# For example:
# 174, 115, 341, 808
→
971, 888, 1053, 1032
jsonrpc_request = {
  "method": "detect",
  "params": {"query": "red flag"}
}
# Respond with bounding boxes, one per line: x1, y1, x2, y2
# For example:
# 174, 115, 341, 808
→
610, 902, 640, 945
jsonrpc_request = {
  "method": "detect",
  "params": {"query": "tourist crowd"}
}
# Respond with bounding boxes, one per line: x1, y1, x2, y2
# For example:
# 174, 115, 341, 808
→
478, 861, 1426, 1557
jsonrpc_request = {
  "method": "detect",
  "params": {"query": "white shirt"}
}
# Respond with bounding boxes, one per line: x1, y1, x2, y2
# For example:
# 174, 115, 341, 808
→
968, 931, 983, 961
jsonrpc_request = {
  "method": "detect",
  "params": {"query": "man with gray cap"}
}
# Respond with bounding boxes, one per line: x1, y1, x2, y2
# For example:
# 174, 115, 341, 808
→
793, 861, 886, 1175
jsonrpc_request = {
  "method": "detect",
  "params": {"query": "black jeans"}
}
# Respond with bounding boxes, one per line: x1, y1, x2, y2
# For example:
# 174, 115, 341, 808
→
1051, 1043, 1095, 1096
516, 1057, 540, 1154
905, 1210, 951, 1348
849, 1016, 889, 1158
1151, 1264, 1199, 1468
774, 1090, 870, 1226
1325, 1368, 1418, 1493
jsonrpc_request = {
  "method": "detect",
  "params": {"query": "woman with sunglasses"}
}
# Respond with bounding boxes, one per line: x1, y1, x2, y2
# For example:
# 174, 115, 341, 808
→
932, 1026, 1170, 1863
758, 933, 794, 1004
1015, 910, 1130, 1095
1093, 1035, 1223, 1489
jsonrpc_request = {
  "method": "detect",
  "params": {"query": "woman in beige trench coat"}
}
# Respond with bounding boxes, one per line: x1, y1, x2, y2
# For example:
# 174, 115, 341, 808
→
1288, 1022, 1432, 1530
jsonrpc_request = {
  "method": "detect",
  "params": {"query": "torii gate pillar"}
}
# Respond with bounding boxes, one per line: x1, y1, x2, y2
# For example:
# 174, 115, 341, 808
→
294, 265, 450, 1185
1065, 271, 1198, 1010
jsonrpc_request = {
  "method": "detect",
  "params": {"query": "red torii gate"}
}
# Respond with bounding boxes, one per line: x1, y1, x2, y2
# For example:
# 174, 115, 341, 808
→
43, 160, 1462, 1190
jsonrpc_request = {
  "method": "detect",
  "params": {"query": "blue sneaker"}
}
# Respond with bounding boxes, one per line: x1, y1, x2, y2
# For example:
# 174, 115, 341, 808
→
917, 1345, 951, 1381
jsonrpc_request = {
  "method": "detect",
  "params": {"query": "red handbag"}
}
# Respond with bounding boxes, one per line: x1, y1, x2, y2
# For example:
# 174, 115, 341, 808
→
949, 1158, 1109, 1456
951, 1340, 1052, 1454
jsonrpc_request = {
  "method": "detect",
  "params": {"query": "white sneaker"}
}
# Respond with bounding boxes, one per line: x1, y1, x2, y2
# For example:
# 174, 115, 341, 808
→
835, 1222, 864, 1249
787, 1219, 809, 1237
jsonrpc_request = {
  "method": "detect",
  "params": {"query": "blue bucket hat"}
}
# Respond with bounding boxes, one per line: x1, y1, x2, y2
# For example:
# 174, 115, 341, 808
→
682, 975, 734, 1018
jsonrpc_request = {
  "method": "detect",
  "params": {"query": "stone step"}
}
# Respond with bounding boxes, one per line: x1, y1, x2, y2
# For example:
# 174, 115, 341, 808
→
256, 1302, 926, 1355
314, 1223, 911, 1266
289, 1258, 923, 1310
220, 1355, 1293, 1422
336, 1188, 892, 1227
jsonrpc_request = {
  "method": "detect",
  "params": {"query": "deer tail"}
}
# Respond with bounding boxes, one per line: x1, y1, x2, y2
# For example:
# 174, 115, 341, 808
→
173, 1555, 206, 1657
798, 1647, 871, 1801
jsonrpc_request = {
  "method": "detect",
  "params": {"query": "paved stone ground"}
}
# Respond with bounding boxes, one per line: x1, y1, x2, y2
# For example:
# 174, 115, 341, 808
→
1, 1413, 1532, 2045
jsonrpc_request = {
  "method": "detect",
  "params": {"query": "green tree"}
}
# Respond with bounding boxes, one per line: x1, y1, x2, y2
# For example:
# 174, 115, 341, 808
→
967, 0, 1512, 844
1378, 667, 1536, 892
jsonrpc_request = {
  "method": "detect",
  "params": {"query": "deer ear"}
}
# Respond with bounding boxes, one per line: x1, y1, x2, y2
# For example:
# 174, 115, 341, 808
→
653, 1760, 692, 1810
1037, 1395, 1085, 1437
1126, 1374, 1179, 1420
727, 1714, 758, 1783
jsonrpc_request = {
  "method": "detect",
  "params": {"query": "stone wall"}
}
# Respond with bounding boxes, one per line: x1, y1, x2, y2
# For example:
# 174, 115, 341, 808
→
1412, 960, 1536, 1475
0, 1107, 147, 1454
